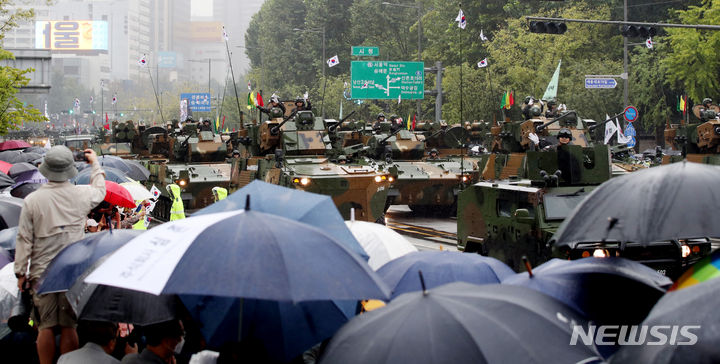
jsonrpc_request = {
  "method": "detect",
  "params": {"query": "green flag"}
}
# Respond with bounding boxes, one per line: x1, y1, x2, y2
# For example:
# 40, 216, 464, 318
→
500, 91, 507, 109
542, 59, 562, 101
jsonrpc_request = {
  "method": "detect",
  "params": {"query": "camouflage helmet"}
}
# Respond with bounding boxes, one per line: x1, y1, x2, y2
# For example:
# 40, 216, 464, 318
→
390, 114, 398, 121
295, 97, 304, 104
547, 99, 558, 107
377, 112, 385, 120
186, 116, 195, 122
558, 128, 572, 138
337, 155, 347, 161
232, 149, 240, 156
703, 98, 712, 105
430, 148, 439, 155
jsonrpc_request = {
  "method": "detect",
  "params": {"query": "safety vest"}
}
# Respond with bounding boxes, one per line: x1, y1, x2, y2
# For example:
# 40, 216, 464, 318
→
212, 187, 228, 202
168, 184, 186, 220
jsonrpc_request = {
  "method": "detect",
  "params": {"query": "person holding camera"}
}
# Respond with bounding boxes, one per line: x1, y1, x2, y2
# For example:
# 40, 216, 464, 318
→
15, 146, 106, 364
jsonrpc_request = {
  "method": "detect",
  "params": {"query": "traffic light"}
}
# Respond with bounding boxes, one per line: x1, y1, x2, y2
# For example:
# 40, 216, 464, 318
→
69, 109, 73, 114
528, 21, 567, 35
621, 25, 656, 38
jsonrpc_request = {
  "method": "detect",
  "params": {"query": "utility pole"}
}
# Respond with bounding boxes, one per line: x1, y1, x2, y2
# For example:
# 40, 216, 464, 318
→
623, 0, 629, 108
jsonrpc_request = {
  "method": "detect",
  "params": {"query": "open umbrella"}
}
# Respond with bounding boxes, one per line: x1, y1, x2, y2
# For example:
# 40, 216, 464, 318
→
104, 181, 135, 208
85, 207, 389, 301
670, 249, 720, 291
11, 170, 47, 187
320, 282, 602, 364
97, 155, 133, 174
0, 227, 17, 252
0, 172, 15, 189
0, 263, 19, 321
181, 295, 353, 362
121, 160, 150, 181
0, 150, 22, 163
11, 183, 43, 199
610, 277, 720, 364
345, 220, 417, 270
8, 162, 36, 178
196, 180, 368, 260
119, 182, 153, 202
72, 166, 133, 185
38, 230, 143, 294
552, 161, 720, 248
0, 197, 24, 230
9, 152, 42, 164
0, 140, 30, 151
0, 161, 10, 175
503, 258, 671, 326
377, 251, 515, 299
67, 258, 178, 325
22, 146, 46, 155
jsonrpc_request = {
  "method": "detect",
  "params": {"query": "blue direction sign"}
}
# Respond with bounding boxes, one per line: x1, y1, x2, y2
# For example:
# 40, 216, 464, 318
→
180, 93, 211, 112
626, 136, 637, 148
623, 105, 639, 123
624, 122, 636, 137
585, 78, 617, 89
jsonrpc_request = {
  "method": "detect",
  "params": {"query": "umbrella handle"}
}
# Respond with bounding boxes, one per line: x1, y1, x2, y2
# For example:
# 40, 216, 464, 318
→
522, 256, 533, 278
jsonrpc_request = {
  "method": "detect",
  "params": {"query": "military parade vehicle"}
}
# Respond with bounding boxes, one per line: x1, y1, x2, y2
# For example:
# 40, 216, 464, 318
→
231, 106, 392, 223
663, 101, 720, 165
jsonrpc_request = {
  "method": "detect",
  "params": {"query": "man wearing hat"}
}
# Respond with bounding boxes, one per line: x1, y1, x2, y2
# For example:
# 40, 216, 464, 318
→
15, 146, 106, 364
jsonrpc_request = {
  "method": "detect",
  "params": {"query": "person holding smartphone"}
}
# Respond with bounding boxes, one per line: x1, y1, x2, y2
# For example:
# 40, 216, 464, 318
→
15, 146, 106, 364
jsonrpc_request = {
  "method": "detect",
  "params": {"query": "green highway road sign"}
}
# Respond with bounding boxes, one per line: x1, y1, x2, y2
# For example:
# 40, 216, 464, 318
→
351, 46, 379, 57
350, 61, 424, 100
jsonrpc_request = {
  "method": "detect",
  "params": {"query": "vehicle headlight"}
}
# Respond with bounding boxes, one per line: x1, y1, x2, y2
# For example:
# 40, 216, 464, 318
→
681, 244, 691, 258
293, 177, 310, 186
374, 176, 382, 183
178, 179, 188, 187
388, 176, 395, 182
593, 249, 609, 258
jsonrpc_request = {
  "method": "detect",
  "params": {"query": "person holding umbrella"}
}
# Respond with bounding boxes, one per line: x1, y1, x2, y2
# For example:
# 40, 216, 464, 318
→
14, 146, 106, 364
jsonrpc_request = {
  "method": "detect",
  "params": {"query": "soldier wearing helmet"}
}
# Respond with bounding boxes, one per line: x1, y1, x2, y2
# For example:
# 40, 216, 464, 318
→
556, 128, 573, 146
372, 113, 386, 133
428, 148, 439, 160
257, 95, 286, 118
337, 155, 347, 164
545, 99, 559, 118
699, 98, 715, 122
292, 96, 312, 113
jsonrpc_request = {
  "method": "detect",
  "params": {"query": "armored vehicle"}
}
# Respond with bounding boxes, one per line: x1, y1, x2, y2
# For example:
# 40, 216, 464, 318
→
457, 144, 612, 270
61, 134, 97, 152
231, 110, 391, 223
663, 103, 720, 164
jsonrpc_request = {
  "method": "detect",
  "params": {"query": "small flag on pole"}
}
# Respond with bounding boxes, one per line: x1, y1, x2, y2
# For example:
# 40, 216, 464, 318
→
112, 95, 117, 105
149, 185, 162, 200
247, 80, 251, 91
398, 93, 402, 104
257, 91, 264, 107
222, 26, 229, 41
477, 58, 488, 68
303, 91, 309, 101
646, 37, 653, 49
89, 96, 94, 104
480, 30, 488, 41
327, 55, 340, 67
74, 98, 80, 109
100, 80, 104, 88
137, 54, 147, 66
455, 9, 467, 29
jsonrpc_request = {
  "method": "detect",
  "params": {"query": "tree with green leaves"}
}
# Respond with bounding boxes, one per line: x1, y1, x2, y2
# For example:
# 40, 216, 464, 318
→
0, 2, 48, 134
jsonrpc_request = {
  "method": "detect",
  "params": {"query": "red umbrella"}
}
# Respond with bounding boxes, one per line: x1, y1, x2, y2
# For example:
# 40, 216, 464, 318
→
104, 181, 136, 208
0, 140, 31, 151
0, 160, 11, 174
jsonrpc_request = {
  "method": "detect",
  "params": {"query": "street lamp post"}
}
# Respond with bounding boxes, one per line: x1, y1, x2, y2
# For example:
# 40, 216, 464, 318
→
293, 26, 326, 118
382, 1, 423, 119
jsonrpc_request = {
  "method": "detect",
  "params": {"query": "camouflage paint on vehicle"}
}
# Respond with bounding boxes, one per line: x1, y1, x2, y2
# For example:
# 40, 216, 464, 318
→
663, 103, 720, 165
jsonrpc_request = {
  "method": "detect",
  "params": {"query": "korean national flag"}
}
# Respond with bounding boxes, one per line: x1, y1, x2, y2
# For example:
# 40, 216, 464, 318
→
477, 58, 488, 68
327, 55, 340, 68
138, 54, 147, 66
150, 185, 162, 200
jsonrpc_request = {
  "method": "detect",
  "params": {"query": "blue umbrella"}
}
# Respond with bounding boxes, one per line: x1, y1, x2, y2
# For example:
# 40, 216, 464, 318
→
377, 251, 515, 299
85, 208, 389, 301
72, 166, 133, 184
98, 155, 149, 181
503, 257, 671, 359
180, 295, 353, 362
196, 180, 368, 260
38, 230, 144, 294
11, 170, 47, 187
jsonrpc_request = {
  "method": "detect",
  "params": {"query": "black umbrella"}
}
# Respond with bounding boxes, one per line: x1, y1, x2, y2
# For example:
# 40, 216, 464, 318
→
66, 258, 178, 325
0, 150, 22, 163
552, 162, 720, 248
320, 282, 603, 364
610, 277, 720, 364
71, 166, 133, 184
97, 155, 133, 175
10, 152, 42, 164
0, 172, 14, 189
0, 197, 24, 230
23, 146, 46, 155
8, 162, 37, 178
10, 183, 43, 199
122, 159, 150, 181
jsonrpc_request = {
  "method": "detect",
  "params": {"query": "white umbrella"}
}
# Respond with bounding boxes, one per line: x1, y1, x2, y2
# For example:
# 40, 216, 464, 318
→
120, 182, 153, 202
0, 263, 19, 320
345, 220, 417, 270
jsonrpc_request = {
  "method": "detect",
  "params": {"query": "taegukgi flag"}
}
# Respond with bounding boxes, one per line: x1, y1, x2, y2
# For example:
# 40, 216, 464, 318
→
455, 9, 466, 29
477, 58, 488, 68
327, 55, 340, 68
